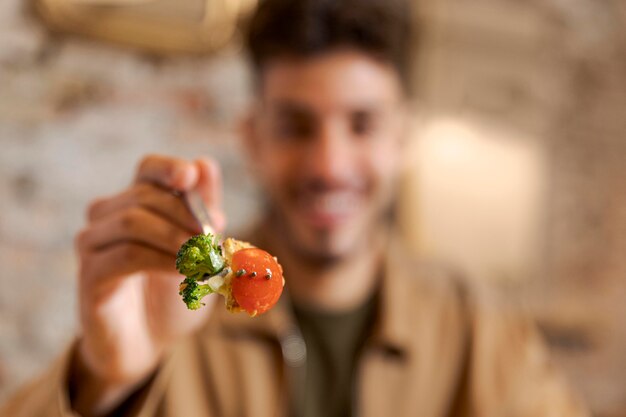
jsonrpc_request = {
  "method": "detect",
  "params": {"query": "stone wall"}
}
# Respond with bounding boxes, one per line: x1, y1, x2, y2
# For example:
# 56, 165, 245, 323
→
0, 0, 259, 402
410, 1, 626, 415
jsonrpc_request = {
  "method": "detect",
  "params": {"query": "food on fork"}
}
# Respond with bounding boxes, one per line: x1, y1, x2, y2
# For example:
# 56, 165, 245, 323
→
176, 233, 284, 317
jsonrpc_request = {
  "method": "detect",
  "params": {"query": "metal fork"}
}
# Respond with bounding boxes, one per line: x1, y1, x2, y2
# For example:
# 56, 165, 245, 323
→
185, 189, 215, 236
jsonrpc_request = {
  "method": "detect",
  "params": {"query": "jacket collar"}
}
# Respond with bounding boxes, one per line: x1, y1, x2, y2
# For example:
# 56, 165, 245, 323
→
369, 236, 414, 353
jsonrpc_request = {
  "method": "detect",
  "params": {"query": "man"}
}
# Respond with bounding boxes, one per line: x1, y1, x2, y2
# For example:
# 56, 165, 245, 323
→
2, 0, 588, 416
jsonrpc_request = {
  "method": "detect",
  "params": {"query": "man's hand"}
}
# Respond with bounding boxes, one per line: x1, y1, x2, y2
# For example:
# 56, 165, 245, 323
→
72, 155, 225, 416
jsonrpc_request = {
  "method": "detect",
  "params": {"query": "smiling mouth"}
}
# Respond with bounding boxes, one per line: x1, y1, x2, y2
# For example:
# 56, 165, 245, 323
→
295, 190, 362, 229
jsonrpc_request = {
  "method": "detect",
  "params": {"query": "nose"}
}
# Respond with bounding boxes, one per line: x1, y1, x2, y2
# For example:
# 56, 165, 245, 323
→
304, 121, 352, 186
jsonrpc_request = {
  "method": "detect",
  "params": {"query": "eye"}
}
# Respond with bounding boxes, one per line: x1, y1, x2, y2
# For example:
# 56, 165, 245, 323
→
279, 118, 314, 139
351, 111, 376, 137
274, 111, 316, 142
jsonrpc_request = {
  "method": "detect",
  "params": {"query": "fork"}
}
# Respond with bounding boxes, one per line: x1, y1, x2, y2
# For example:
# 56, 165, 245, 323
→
185, 189, 215, 236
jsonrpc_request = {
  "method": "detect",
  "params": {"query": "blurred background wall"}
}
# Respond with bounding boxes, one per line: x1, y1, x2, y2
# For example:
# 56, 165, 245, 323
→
402, 3, 626, 416
0, 0, 625, 415
0, 0, 260, 403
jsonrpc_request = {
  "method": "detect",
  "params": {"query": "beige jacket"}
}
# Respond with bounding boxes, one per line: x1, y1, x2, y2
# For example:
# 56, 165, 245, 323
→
2, 239, 588, 417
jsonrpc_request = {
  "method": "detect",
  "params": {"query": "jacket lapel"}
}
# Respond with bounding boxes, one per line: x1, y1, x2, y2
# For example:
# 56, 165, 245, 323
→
358, 238, 471, 417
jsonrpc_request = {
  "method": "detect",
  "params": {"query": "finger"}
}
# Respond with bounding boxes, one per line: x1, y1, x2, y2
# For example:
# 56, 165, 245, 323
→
81, 242, 177, 285
135, 154, 199, 191
78, 207, 192, 256
87, 183, 202, 234
195, 158, 226, 232
195, 158, 222, 209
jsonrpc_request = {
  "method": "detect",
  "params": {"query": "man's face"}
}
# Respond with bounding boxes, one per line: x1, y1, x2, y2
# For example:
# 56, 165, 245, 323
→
245, 50, 406, 262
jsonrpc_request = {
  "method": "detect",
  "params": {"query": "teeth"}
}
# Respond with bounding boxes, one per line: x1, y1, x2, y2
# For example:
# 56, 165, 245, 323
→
309, 192, 356, 215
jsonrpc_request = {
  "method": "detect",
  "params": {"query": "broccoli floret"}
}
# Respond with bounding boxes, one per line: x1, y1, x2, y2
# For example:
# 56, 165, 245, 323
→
175, 233, 225, 280
176, 233, 226, 310
179, 277, 213, 310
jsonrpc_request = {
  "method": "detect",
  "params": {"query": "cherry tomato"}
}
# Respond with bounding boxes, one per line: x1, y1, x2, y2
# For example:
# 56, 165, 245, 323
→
231, 248, 284, 316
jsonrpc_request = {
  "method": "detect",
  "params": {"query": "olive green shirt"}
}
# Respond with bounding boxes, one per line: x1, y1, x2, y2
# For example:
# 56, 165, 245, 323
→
293, 295, 378, 417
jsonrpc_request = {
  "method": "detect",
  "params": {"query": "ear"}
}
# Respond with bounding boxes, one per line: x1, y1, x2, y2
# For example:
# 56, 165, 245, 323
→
238, 104, 260, 161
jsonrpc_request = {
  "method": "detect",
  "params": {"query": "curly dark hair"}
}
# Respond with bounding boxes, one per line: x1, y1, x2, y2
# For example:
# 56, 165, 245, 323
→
244, 0, 414, 93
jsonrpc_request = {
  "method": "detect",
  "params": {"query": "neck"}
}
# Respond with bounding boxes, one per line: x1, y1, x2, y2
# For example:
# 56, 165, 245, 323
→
259, 222, 388, 313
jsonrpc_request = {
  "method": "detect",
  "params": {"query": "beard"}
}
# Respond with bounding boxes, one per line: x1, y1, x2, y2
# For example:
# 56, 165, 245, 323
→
262, 194, 397, 268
